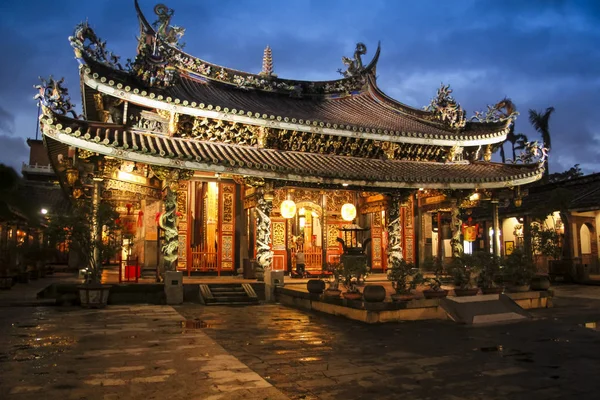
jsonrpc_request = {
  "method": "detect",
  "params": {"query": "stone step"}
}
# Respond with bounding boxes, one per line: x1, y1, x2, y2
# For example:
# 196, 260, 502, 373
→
206, 296, 258, 304
210, 287, 245, 293
212, 291, 248, 297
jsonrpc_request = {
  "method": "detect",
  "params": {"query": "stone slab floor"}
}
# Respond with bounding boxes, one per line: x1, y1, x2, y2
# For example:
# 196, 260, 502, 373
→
1, 284, 600, 399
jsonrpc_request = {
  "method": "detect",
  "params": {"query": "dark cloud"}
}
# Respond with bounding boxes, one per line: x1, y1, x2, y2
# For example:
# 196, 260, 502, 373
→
0, 135, 29, 172
0, 0, 598, 174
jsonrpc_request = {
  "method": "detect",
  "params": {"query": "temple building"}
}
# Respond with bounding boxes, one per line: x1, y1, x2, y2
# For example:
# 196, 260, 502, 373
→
36, 1, 545, 279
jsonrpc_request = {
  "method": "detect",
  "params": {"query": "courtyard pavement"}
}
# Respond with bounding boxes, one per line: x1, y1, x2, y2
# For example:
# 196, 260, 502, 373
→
1, 283, 600, 399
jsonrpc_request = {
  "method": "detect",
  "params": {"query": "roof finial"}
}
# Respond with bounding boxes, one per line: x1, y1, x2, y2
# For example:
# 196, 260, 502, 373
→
260, 45, 276, 77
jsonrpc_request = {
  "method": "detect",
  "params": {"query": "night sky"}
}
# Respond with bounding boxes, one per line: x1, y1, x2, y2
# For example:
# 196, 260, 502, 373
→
0, 0, 598, 174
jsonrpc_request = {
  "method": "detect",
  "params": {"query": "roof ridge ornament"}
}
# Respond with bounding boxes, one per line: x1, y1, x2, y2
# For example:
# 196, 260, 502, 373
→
260, 45, 276, 77
338, 43, 367, 77
152, 3, 185, 48
69, 22, 123, 70
471, 98, 519, 123
424, 84, 466, 130
34, 76, 80, 119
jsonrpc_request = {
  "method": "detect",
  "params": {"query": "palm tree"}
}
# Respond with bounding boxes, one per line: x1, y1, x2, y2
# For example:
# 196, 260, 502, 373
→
529, 107, 555, 180
509, 133, 528, 162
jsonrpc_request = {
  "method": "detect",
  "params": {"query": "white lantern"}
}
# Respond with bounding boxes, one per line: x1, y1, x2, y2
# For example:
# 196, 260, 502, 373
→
280, 200, 297, 219
341, 203, 356, 221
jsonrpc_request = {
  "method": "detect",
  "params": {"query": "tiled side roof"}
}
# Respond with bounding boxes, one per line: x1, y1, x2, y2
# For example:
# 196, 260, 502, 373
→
40, 112, 543, 190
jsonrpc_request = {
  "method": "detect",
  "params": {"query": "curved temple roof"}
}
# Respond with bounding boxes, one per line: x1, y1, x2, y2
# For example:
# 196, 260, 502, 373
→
67, 1, 515, 148
39, 111, 543, 190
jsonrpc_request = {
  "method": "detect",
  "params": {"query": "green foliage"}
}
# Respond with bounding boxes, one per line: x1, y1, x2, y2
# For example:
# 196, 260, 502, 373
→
324, 261, 343, 290
447, 254, 482, 289
46, 200, 121, 284
423, 257, 445, 291
530, 224, 562, 260
340, 254, 368, 293
548, 164, 583, 183
473, 252, 501, 289
503, 248, 536, 286
387, 258, 423, 294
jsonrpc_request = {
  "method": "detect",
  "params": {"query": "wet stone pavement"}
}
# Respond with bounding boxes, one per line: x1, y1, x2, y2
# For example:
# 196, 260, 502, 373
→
176, 296, 600, 400
0, 306, 287, 400
0, 287, 600, 400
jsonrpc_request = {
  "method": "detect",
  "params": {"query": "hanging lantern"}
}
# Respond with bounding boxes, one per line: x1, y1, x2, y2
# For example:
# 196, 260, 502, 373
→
280, 200, 297, 219
341, 203, 356, 221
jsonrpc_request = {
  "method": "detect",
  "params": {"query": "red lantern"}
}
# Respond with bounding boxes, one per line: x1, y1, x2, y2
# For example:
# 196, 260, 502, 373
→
137, 211, 144, 228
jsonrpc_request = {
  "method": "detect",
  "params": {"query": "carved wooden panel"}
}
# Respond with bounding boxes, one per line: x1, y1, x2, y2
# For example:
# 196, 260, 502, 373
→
402, 194, 415, 263
272, 221, 286, 250
219, 182, 236, 271
327, 223, 340, 248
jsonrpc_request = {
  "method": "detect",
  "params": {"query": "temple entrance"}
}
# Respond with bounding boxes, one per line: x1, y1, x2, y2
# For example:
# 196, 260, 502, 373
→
290, 202, 325, 275
190, 181, 220, 273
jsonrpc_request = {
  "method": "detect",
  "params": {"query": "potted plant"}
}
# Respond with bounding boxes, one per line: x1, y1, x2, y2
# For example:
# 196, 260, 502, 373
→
448, 255, 479, 296
340, 254, 368, 300
387, 258, 423, 302
504, 248, 536, 292
475, 252, 503, 294
323, 261, 343, 298
423, 258, 449, 299
46, 200, 121, 308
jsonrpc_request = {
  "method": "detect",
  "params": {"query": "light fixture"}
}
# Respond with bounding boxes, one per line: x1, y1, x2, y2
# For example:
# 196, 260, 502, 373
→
514, 197, 522, 207
469, 192, 480, 201
65, 167, 79, 186
299, 207, 306, 216
341, 203, 356, 221
40, 208, 48, 215
342, 183, 349, 187
280, 200, 297, 219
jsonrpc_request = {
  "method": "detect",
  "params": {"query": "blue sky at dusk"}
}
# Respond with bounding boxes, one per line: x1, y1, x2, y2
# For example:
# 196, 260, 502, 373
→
0, 0, 598, 174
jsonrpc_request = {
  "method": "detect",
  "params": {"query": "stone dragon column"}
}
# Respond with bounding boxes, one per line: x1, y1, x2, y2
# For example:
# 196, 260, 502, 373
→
450, 199, 464, 258
152, 166, 193, 277
254, 186, 274, 281
386, 193, 404, 268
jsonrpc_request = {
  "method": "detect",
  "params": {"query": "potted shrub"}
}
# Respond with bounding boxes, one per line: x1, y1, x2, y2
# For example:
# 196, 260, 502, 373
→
504, 248, 536, 292
423, 259, 449, 299
323, 261, 343, 298
387, 258, 423, 302
475, 252, 503, 294
340, 254, 368, 300
46, 200, 120, 308
448, 255, 479, 296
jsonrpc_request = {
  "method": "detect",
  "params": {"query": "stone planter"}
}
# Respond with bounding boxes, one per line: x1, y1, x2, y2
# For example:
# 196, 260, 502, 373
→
423, 289, 449, 299
323, 289, 341, 298
307, 279, 325, 294
530, 276, 551, 291
391, 292, 415, 302
508, 284, 530, 293
454, 288, 479, 297
481, 287, 503, 295
363, 285, 386, 302
78, 284, 112, 308
342, 291, 362, 300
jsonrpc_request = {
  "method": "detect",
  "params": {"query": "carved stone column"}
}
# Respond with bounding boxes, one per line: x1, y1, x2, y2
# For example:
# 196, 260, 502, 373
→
91, 177, 103, 282
386, 193, 403, 268
450, 200, 464, 258
152, 167, 193, 276
254, 187, 274, 281
491, 200, 501, 258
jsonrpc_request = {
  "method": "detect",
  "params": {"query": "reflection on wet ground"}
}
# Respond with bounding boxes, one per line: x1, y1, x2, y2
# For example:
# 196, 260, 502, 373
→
177, 302, 600, 400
